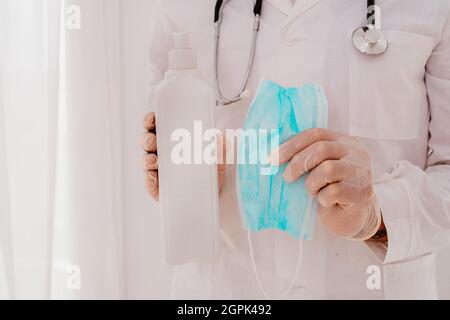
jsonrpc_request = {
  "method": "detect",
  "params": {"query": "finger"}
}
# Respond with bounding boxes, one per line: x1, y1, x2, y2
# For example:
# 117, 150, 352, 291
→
141, 153, 158, 171
305, 160, 352, 195
143, 112, 156, 131
272, 128, 342, 165
145, 171, 159, 201
218, 165, 226, 192
217, 134, 227, 192
216, 134, 227, 165
283, 141, 347, 183
317, 182, 369, 208
140, 132, 157, 153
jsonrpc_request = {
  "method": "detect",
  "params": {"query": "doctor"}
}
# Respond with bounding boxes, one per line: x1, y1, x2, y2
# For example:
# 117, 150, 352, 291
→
141, 0, 450, 299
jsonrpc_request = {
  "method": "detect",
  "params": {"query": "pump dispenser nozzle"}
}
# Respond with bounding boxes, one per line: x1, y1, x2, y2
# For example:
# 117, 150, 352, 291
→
169, 33, 197, 70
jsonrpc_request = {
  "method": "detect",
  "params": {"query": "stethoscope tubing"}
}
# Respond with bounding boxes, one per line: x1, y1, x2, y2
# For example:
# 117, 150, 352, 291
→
214, 0, 262, 105
214, 0, 384, 105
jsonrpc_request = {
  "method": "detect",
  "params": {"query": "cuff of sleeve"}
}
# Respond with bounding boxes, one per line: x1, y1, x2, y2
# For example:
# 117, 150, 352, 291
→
373, 180, 412, 264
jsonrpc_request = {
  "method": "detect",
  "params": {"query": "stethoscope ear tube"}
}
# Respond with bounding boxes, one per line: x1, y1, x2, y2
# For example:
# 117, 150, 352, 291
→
215, 0, 263, 23
254, 0, 263, 16
214, 0, 224, 23
367, 0, 375, 24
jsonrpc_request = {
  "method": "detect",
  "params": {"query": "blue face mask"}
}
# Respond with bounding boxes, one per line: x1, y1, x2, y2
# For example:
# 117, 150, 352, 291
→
237, 80, 328, 240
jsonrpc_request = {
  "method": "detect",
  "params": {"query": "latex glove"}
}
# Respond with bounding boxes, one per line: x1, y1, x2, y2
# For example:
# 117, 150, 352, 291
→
141, 112, 227, 202
141, 112, 159, 201
273, 128, 382, 240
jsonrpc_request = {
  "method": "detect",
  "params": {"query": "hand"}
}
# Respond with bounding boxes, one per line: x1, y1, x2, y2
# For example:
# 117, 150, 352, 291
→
141, 112, 159, 201
274, 128, 383, 240
140, 112, 227, 202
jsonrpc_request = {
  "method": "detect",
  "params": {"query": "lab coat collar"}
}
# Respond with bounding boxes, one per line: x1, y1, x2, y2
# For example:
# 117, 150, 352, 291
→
238, 0, 323, 22
282, 0, 324, 29
265, 0, 294, 16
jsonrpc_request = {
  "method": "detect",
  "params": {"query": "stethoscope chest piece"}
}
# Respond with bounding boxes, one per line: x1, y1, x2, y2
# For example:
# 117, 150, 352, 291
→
352, 26, 388, 55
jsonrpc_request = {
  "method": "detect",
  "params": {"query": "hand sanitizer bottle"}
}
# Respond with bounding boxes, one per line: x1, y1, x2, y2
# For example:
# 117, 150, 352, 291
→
155, 33, 219, 265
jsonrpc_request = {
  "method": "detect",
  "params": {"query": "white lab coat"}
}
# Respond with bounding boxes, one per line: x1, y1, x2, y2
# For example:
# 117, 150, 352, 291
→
147, 0, 450, 299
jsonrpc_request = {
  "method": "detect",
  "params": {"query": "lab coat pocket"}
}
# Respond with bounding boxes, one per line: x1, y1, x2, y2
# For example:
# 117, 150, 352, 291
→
348, 31, 435, 140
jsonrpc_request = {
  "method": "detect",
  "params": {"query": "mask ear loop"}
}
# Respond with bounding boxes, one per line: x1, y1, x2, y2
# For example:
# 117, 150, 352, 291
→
247, 231, 303, 300
247, 195, 316, 300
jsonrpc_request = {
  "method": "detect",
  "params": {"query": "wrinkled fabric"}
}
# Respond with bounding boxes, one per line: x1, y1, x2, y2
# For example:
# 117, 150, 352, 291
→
237, 80, 328, 239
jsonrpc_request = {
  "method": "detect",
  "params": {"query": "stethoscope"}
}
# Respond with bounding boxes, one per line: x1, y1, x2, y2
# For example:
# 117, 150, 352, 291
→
214, 0, 388, 105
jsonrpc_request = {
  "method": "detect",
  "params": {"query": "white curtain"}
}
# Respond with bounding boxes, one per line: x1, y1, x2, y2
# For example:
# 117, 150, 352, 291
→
0, 0, 124, 299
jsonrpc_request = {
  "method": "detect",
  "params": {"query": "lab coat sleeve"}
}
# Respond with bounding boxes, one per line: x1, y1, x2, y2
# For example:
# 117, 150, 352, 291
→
372, 10, 450, 264
146, 0, 176, 111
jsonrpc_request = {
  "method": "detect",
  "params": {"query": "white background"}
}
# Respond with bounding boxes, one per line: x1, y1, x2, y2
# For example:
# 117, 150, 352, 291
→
120, 0, 450, 299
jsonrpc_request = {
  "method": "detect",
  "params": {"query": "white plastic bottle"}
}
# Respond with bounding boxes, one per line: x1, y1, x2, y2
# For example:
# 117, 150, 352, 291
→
154, 33, 219, 266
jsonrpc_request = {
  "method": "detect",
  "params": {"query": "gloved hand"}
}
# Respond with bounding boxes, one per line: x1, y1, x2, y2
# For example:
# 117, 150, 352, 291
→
141, 112, 227, 202
273, 128, 383, 240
